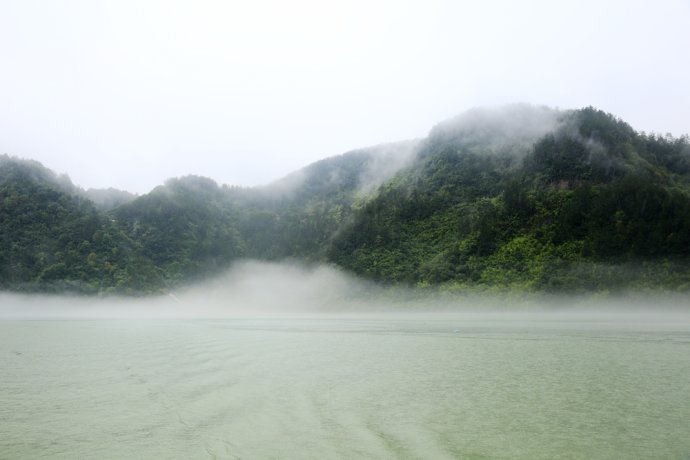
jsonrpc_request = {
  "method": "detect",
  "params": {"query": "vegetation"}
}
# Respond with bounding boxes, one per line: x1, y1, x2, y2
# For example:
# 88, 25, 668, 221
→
330, 108, 690, 292
2, 106, 690, 295
0, 155, 161, 293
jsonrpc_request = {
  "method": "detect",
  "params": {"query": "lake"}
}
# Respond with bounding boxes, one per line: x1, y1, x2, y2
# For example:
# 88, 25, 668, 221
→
1, 313, 689, 459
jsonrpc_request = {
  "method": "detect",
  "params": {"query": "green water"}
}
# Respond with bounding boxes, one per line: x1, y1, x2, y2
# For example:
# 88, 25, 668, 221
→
1, 315, 689, 459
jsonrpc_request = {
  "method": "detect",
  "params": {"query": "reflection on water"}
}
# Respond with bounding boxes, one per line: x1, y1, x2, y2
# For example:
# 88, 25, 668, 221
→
1, 315, 689, 459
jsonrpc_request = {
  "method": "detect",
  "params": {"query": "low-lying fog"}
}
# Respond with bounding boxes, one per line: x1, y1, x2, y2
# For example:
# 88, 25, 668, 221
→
1, 260, 688, 322
3, 261, 689, 459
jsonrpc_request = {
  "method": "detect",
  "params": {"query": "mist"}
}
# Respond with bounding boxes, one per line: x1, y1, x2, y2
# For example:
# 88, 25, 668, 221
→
355, 140, 421, 194
3, 2, 690, 457
3, 261, 689, 459
260, 139, 421, 203
1, 260, 688, 323
427, 104, 563, 157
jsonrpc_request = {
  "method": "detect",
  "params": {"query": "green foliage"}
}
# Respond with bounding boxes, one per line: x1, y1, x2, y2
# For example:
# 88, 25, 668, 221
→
0, 156, 162, 294
112, 176, 244, 284
3, 106, 690, 295
328, 107, 690, 292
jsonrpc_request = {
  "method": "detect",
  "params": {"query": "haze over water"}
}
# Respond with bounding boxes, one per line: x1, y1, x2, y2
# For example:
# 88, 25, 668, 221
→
0, 262, 690, 459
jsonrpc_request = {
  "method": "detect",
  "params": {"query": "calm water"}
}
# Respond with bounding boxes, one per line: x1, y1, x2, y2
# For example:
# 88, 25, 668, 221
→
1, 314, 689, 459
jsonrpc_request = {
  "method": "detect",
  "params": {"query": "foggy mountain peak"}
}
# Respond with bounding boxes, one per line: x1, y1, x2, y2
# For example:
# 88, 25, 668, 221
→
427, 104, 564, 155
261, 139, 421, 201
0, 154, 76, 193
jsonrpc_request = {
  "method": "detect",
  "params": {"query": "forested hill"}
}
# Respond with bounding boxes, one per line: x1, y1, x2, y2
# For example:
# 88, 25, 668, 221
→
329, 107, 690, 291
2, 105, 690, 295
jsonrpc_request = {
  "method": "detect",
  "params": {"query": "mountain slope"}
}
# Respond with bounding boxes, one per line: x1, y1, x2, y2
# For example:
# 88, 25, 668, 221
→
233, 140, 419, 260
0, 155, 162, 293
2, 105, 690, 294
328, 107, 690, 291
111, 175, 244, 284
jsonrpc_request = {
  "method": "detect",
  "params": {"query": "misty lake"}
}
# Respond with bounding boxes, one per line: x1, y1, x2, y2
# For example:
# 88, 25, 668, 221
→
1, 313, 689, 459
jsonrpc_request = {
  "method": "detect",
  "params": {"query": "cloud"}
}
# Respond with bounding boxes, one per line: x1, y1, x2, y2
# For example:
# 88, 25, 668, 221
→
428, 104, 563, 157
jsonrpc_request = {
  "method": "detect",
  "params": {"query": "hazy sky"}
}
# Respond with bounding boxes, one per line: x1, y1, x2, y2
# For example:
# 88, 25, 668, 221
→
1, 0, 689, 193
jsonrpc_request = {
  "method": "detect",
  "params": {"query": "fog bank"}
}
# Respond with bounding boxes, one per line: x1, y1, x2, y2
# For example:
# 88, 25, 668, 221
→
1, 260, 689, 321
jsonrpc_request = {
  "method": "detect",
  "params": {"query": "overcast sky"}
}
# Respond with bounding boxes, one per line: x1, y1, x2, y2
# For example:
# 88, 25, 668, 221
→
1, 0, 689, 193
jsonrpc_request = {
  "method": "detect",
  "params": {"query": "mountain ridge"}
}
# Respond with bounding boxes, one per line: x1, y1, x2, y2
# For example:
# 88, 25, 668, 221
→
2, 105, 689, 295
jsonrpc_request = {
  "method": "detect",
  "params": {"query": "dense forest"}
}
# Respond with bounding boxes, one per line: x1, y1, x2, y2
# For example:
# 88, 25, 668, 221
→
2, 105, 690, 295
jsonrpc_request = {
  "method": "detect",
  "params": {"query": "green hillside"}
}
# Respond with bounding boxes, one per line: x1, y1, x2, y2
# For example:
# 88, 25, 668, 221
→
2, 106, 689, 294
329, 107, 690, 291
0, 155, 161, 293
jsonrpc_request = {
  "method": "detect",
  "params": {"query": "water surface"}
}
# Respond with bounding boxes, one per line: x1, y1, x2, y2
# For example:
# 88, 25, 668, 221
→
1, 314, 689, 459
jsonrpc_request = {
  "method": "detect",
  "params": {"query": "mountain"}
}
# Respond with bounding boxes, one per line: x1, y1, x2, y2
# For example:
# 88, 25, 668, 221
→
2, 105, 690, 294
0, 155, 162, 293
329, 106, 690, 291
111, 175, 244, 284
233, 140, 420, 260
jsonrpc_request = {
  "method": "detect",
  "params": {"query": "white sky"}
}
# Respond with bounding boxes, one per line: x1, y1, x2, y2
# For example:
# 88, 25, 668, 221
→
1, 0, 689, 193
